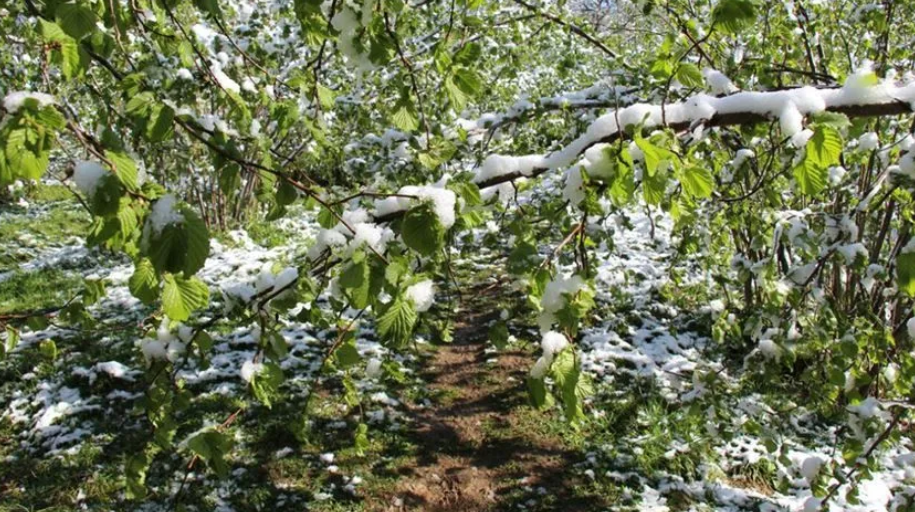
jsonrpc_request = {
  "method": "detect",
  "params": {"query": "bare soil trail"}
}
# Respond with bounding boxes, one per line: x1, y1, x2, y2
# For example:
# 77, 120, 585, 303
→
370, 283, 610, 511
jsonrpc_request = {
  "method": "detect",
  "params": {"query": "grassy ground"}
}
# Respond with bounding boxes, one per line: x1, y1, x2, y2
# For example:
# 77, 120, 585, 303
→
0, 185, 88, 271
0, 269, 84, 314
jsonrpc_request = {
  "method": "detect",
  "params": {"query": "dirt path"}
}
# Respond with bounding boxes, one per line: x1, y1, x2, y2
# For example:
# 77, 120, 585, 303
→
372, 286, 609, 511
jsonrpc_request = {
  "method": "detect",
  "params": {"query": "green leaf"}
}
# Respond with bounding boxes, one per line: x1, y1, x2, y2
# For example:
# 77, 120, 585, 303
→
793, 158, 828, 195
129, 259, 160, 304
105, 150, 139, 191
161, 274, 209, 321
368, 29, 395, 65
275, 180, 298, 206
116, 199, 139, 238
450, 181, 482, 207
807, 125, 843, 168
385, 258, 408, 284
897, 252, 915, 297
126, 92, 156, 117
377, 298, 417, 348
340, 259, 371, 308
266, 331, 289, 360
146, 104, 175, 143
4, 326, 20, 355
454, 42, 482, 65
251, 362, 285, 408
354, 423, 370, 456
334, 340, 361, 368
86, 215, 120, 247
5, 127, 50, 182
810, 111, 851, 130
187, 430, 233, 478
60, 40, 89, 79
144, 202, 210, 276
392, 97, 419, 132
453, 68, 482, 97
82, 278, 107, 304
316, 205, 340, 229
89, 172, 124, 216
56, 3, 98, 40
89, 30, 115, 58
550, 348, 577, 390
676, 63, 704, 88
333, 375, 355, 407
635, 137, 676, 177
489, 321, 509, 350
550, 348, 591, 423
125, 450, 152, 500
39, 339, 58, 360
650, 58, 673, 80
39, 19, 88, 78
194, 0, 223, 17
642, 164, 668, 205
196, 330, 214, 353
218, 164, 241, 194
401, 203, 445, 256
680, 166, 714, 199
36, 106, 66, 129
444, 76, 468, 112
793, 126, 841, 196
39, 18, 69, 42
316, 83, 335, 110
712, 0, 756, 34
527, 376, 553, 410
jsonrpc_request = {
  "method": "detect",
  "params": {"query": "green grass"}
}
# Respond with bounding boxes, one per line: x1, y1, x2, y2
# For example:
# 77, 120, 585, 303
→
0, 186, 88, 270
246, 221, 290, 248
0, 204, 88, 240
0, 268, 84, 315
727, 459, 779, 495
28, 182, 79, 203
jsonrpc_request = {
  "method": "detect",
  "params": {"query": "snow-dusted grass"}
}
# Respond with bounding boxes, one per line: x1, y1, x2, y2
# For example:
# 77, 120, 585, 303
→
0, 192, 88, 272
0, 192, 425, 511
548, 208, 915, 512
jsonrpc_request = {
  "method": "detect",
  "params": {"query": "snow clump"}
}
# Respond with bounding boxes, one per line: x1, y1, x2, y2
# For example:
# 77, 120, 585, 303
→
240, 360, 264, 383
3, 91, 56, 113
73, 161, 107, 199
405, 280, 435, 312
530, 331, 570, 378
140, 318, 187, 365
147, 194, 185, 236
538, 274, 587, 332
373, 175, 457, 229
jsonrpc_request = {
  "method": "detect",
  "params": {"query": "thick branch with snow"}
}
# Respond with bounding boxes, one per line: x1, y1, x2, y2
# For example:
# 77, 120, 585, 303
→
473, 77, 915, 190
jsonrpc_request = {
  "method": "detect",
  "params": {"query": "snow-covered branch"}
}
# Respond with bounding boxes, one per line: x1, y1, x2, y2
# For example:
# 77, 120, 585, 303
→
473, 75, 915, 190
